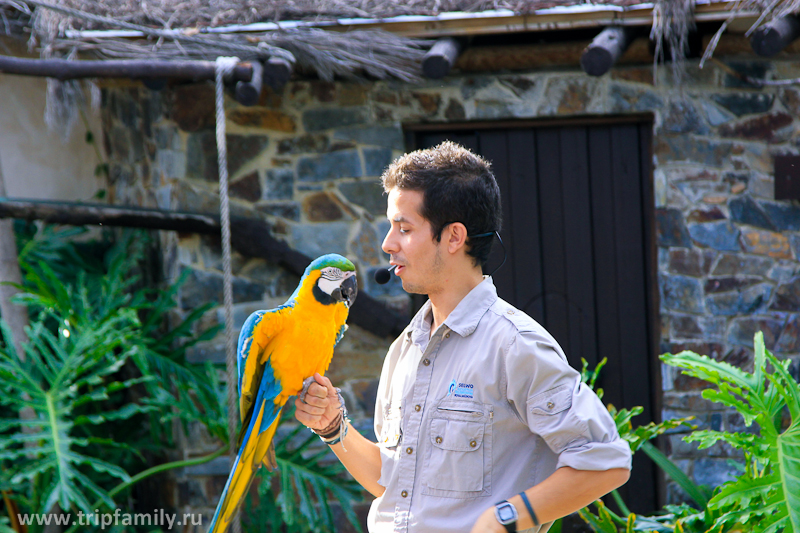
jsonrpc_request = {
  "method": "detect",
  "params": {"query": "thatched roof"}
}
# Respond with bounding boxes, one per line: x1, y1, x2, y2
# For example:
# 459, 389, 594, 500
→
0, 0, 794, 84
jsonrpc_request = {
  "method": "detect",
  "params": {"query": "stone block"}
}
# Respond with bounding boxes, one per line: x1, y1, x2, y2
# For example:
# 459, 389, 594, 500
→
333, 126, 404, 150
297, 150, 363, 182
760, 201, 800, 231
445, 99, 467, 120
264, 168, 294, 200
156, 149, 187, 180
723, 62, 771, 89
474, 100, 515, 120
661, 99, 709, 135
688, 221, 741, 252
698, 99, 736, 127
667, 248, 716, 277
670, 314, 726, 340
656, 208, 692, 247
346, 378, 380, 418
687, 207, 725, 224
654, 135, 731, 167
706, 283, 773, 315
277, 133, 330, 155
327, 324, 393, 383
660, 274, 704, 313
461, 77, 494, 100
541, 77, 602, 115
718, 112, 793, 143
228, 107, 296, 132
229, 171, 261, 203
302, 107, 370, 132
363, 147, 394, 177
712, 253, 773, 276
729, 196, 775, 230
609, 84, 663, 113
302, 192, 351, 222
290, 222, 351, 258
771, 275, 800, 311
693, 458, 739, 488
171, 83, 216, 132
350, 221, 382, 266
710, 93, 774, 117
776, 314, 800, 353
412, 92, 442, 114
728, 317, 783, 349
178, 268, 265, 310
186, 133, 268, 182
791, 234, 800, 259
740, 228, 792, 259
339, 180, 387, 216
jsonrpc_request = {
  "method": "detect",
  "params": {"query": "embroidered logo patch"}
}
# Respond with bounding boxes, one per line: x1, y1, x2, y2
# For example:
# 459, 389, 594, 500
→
446, 380, 475, 399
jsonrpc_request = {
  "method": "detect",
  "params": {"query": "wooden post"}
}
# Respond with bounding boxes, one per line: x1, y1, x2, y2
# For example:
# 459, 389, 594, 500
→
750, 14, 800, 56
422, 38, 463, 79
235, 61, 264, 106
263, 56, 293, 91
580, 26, 635, 76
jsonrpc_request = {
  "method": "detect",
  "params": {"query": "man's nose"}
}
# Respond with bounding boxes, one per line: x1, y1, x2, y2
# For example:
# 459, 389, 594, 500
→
382, 227, 397, 255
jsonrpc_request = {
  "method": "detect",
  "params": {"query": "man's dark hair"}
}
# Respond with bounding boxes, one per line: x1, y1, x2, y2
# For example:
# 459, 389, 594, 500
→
381, 141, 502, 266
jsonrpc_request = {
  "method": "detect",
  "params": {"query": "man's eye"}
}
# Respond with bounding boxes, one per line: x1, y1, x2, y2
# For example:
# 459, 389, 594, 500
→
399, 228, 409, 234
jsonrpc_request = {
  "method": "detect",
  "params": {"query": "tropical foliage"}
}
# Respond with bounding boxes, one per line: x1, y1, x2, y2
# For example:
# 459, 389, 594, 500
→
579, 331, 800, 533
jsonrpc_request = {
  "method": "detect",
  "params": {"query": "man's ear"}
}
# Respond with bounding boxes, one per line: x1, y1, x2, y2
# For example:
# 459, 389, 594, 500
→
446, 222, 469, 254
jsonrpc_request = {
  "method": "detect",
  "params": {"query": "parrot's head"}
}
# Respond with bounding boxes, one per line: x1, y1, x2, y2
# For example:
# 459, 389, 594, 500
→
298, 254, 358, 308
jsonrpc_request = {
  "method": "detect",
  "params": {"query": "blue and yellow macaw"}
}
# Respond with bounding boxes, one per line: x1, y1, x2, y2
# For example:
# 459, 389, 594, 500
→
208, 253, 357, 533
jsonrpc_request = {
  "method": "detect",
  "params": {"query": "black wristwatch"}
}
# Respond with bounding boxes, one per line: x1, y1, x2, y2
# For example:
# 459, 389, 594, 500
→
494, 501, 518, 532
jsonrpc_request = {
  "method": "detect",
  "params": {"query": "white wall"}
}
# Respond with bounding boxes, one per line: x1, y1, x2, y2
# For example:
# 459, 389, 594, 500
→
0, 40, 105, 201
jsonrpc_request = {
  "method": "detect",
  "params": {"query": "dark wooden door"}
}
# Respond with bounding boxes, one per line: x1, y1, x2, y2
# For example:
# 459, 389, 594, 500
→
412, 121, 659, 515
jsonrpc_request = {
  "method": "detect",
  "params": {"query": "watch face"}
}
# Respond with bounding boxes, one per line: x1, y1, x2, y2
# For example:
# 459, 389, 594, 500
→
496, 502, 517, 523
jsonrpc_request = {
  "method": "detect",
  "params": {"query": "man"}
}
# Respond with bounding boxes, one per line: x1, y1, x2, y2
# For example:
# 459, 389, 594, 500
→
295, 141, 632, 533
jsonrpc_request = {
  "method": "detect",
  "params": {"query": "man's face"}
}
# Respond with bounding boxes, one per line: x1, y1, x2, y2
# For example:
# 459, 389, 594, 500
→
381, 187, 444, 295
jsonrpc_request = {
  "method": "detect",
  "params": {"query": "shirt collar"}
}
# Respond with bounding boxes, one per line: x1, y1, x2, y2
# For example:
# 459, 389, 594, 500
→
407, 276, 498, 342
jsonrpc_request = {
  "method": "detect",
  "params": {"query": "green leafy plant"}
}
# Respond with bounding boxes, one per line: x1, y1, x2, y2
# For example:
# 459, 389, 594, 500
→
663, 331, 800, 533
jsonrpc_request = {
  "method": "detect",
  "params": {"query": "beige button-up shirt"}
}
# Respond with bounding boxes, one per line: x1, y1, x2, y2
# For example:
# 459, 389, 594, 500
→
367, 277, 632, 533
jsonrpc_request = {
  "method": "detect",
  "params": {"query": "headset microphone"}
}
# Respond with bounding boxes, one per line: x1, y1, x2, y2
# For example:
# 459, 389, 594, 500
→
374, 265, 397, 285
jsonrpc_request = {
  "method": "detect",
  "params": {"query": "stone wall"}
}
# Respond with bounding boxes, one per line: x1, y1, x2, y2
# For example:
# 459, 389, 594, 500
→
100, 53, 800, 522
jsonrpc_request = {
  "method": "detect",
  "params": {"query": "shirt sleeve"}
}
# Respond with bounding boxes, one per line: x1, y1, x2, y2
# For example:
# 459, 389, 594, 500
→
505, 329, 632, 472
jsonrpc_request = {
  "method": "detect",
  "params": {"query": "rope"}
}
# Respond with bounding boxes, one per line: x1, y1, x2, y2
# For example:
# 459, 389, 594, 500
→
215, 55, 242, 533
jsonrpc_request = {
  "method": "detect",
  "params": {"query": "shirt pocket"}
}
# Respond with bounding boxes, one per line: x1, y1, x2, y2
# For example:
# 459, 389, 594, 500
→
527, 382, 588, 452
422, 399, 493, 498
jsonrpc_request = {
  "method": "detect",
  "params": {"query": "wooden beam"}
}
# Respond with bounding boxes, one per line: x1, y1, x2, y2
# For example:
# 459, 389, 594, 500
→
0, 198, 406, 338
580, 26, 636, 76
750, 14, 800, 56
235, 60, 263, 106
455, 38, 652, 73
422, 37, 462, 79
0, 54, 253, 83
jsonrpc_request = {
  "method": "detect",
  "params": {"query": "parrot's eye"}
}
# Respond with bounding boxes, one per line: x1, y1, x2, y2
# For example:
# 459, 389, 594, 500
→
320, 267, 344, 281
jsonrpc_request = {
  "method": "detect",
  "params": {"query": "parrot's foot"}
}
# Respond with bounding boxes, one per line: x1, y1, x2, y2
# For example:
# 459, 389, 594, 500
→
298, 376, 316, 404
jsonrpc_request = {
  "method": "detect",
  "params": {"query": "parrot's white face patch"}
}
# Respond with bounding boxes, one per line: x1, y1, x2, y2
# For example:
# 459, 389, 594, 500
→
317, 268, 354, 296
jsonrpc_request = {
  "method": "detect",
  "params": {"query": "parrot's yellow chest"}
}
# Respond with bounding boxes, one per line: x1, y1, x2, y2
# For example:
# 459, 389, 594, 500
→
263, 294, 349, 404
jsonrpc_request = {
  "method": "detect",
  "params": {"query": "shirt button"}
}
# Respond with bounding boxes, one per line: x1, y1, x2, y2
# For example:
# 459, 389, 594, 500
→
470, 440, 477, 448
423, 359, 431, 366
445, 332, 450, 338
401, 490, 408, 498
406, 447, 413, 454
507, 309, 515, 315
547, 401, 555, 409
435, 436, 443, 444
414, 405, 421, 412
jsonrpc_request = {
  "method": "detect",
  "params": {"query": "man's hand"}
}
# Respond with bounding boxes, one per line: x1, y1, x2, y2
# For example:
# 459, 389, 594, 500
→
294, 373, 341, 432
469, 507, 506, 533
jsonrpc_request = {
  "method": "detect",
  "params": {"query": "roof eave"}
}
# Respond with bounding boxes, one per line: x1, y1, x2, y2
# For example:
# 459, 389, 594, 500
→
65, 0, 758, 40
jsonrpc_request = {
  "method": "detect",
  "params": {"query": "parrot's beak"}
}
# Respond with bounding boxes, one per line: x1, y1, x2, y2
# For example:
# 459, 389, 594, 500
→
337, 273, 358, 308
